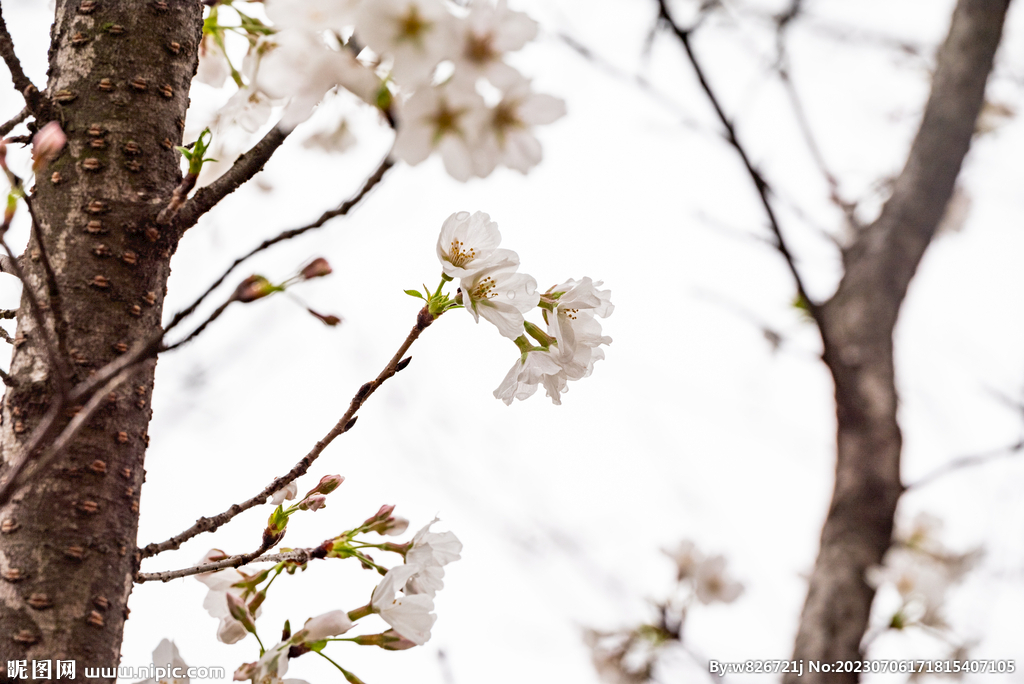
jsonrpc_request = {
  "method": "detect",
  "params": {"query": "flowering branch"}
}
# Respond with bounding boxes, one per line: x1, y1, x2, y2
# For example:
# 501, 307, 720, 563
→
138, 304, 432, 559
174, 126, 290, 233
655, 0, 819, 322
136, 538, 280, 584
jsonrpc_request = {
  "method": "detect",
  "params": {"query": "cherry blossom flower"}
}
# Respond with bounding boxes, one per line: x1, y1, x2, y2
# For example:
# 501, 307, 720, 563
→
436, 210, 502, 278
403, 518, 462, 598
195, 550, 259, 644
460, 251, 540, 339
663, 540, 701, 582
452, 0, 539, 87
133, 639, 188, 684
257, 30, 380, 129
303, 119, 357, 154
408, 518, 463, 566
371, 564, 437, 645
473, 77, 566, 177
392, 81, 487, 181
234, 642, 306, 684
493, 350, 564, 405
544, 277, 613, 382
269, 482, 298, 506
356, 0, 456, 87
693, 555, 743, 604
265, 0, 361, 32
196, 34, 231, 89
298, 610, 354, 642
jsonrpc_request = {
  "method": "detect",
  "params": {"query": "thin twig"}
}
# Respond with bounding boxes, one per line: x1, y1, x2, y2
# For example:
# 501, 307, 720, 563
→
161, 298, 234, 352
138, 305, 430, 559
771, 5, 859, 229
136, 537, 277, 583
552, 31, 705, 132
251, 548, 320, 565
0, 367, 13, 387
906, 438, 1024, 490
0, 400, 64, 504
0, 236, 69, 395
655, 0, 819, 321
0, 107, 28, 137
174, 126, 290, 233
161, 154, 394, 336
0, 7, 47, 120
22, 192, 69, 360
21, 368, 135, 482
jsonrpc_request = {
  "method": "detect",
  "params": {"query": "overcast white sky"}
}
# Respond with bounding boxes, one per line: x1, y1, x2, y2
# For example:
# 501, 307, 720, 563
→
2, 1, 1024, 683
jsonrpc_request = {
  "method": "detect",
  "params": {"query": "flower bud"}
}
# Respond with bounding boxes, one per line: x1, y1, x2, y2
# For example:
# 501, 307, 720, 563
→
299, 495, 327, 512
315, 474, 344, 495
380, 629, 417, 651
300, 257, 333, 279
352, 630, 416, 650
226, 593, 256, 633
364, 504, 395, 525
361, 504, 408, 535
233, 662, 256, 681
299, 610, 354, 642
232, 275, 275, 303
269, 482, 298, 506
32, 122, 66, 172
307, 308, 343, 326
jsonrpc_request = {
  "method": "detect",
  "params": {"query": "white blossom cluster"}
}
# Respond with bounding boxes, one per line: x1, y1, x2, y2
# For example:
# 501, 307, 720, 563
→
434, 211, 613, 404
192, 516, 461, 683
866, 512, 981, 631
198, 0, 565, 180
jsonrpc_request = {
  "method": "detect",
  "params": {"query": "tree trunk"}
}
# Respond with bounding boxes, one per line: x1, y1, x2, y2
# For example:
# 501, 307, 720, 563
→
0, 1, 201, 679
785, 1, 1010, 681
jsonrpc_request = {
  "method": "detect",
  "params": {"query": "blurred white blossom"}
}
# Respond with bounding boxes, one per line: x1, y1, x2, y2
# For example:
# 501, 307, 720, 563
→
371, 564, 437, 645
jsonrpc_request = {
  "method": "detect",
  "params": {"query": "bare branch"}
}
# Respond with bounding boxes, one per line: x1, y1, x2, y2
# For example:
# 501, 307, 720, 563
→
22, 192, 69, 357
553, 31, 706, 132
0, 7, 47, 120
906, 438, 1024, 490
0, 107, 28, 137
136, 538, 278, 584
161, 154, 394, 336
655, 0, 820, 321
251, 548, 321, 565
0, 236, 69, 395
138, 305, 430, 559
0, 400, 64, 504
173, 126, 290, 232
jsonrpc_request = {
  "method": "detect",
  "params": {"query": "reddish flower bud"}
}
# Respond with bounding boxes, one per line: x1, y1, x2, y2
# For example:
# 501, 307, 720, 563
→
315, 474, 344, 495
299, 495, 327, 512
32, 122, 67, 172
225, 593, 256, 633
232, 275, 274, 303
300, 257, 332, 280
307, 308, 343, 326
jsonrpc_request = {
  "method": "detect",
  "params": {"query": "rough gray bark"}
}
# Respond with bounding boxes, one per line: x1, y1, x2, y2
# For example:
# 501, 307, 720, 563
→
785, 1, 1011, 680
0, 1, 202, 679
